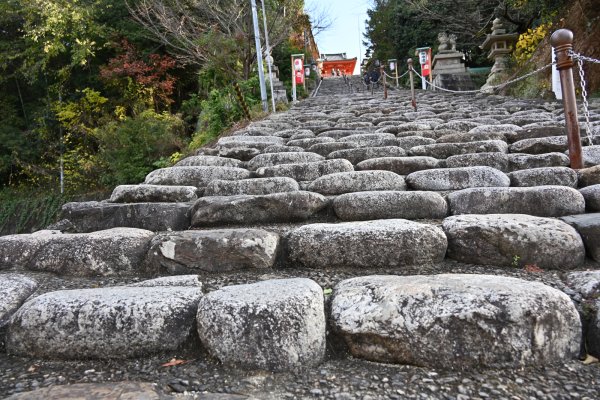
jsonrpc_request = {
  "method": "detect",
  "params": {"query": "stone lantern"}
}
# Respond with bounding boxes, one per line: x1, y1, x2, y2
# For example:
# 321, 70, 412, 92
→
480, 18, 519, 90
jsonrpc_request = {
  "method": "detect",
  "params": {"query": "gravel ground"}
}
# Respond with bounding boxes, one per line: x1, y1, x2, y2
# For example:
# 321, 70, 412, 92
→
1, 258, 599, 399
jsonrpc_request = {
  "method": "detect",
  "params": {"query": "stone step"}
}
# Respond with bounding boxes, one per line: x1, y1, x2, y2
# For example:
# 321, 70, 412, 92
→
109, 184, 198, 203
307, 170, 406, 195
447, 186, 585, 217
330, 274, 580, 369
190, 191, 328, 226
356, 156, 439, 174
204, 177, 299, 196
409, 140, 508, 159
405, 166, 510, 190
145, 229, 280, 274
286, 219, 447, 269
247, 151, 324, 170
443, 214, 586, 268
144, 166, 252, 187
174, 155, 243, 168
6, 283, 203, 359
255, 159, 353, 181
59, 201, 191, 232
508, 166, 578, 187
0, 228, 154, 276
327, 146, 407, 164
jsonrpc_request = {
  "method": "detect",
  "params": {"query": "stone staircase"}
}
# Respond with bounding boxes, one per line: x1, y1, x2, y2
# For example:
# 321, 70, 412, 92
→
1, 86, 600, 399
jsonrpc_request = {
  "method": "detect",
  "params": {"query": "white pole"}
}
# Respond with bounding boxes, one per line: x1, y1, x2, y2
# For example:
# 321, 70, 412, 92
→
250, 0, 268, 112
292, 56, 297, 102
260, 0, 276, 112
552, 47, 562, 100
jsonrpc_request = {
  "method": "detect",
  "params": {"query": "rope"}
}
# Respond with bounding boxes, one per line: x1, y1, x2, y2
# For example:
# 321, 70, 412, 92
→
311, 78, 323, 97
409, 62, 555, 94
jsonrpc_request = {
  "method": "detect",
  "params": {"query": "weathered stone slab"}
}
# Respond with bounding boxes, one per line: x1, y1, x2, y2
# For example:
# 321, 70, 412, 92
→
443, 214, 585, 269
145, 166, 252, 187
60, 201, 190, 232
247, 152, 324, 170
109, 184, 198, 203
130, 275, 202, 288
327, 147, 407, 164
509, 136, 569, 154
436, 131, 506, 144
580, 184, 600, 211
507, 152, 570, 171
28, 228, 154, 276
434, 120, 483, 132
396, 136, 436, 149
262, 144, 305, 153
448, 186, 585, 217
338, 133, 398, 147
0, 230, 61, 269
145, 229, 279, 274
256, 159, 353, 181
330, 274, 581, 369
356, 156, 439, 175
218, 146, 260, 161
4, 382, 164, 400
286, 219, 447, 268
307, 171, 406, 195
216, 136, 285, 150
468, 124, 522, 136
560, 214, 600, 262
287, 137, 335, 149
204, 177, 299, 196
390, 121, 441, 132
333, 191, 447, 221
409, 140, 508, 159
288, 131, 316, 140
581, 145, 600, 166
406, 167, 510, 191
0, 274, 37, 328
504, 126, 565, 143
174, 155, 243, 168
578, 165, 600, 187
197, 278, 325, 371
508, 167, 578, 187
445, 153, 509, 171
6, 285, 202, 359
566, 271, 600, 298
191, 191, 327, 226
317, 129, 368, 140
307, 141, 358, 156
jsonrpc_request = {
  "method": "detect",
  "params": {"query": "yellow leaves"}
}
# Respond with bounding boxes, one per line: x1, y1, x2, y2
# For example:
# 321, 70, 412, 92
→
514, 23, 550, 66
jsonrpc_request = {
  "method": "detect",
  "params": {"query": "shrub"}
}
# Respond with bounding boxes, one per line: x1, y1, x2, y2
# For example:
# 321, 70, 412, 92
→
96, 110, 186, 185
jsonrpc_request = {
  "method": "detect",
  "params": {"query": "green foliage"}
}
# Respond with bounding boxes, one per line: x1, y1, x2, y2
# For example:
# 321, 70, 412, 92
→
189, 77, 261, 150
0, 188, 68, 234
96, 110, 186, 186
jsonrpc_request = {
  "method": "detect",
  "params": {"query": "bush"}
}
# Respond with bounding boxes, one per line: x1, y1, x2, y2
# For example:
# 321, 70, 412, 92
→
189, 77, 261, 150
96, 110, 186, 185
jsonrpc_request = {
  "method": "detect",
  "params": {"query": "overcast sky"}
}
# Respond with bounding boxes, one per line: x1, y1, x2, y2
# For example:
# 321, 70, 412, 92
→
305, 0, 371, 74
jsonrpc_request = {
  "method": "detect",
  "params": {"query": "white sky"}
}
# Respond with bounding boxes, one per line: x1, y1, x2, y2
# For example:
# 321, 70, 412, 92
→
305, 0, 371, 75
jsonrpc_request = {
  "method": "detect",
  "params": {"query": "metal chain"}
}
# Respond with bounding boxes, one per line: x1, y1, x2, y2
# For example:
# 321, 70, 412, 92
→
570, 51, 600, 64
409, 62, 555, 94
573, 56, 595, 146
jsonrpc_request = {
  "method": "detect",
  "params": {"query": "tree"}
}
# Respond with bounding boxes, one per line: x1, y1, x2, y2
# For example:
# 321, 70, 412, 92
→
126, 0, 306, 79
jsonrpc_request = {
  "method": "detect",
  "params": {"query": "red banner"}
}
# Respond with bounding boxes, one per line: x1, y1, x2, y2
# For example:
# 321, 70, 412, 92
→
421, 48, 432, 77
293, 58, 304, 84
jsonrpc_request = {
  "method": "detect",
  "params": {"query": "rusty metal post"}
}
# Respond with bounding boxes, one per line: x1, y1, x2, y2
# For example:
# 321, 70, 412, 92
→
408, 58, 417, 111
550, 29, 583, 169
381, 65, 388, 99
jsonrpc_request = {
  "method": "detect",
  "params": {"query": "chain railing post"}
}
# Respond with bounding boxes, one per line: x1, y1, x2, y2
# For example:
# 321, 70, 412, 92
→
408, 58, 417, 111
381, 65, 388, 99
550, 29, 583, 169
